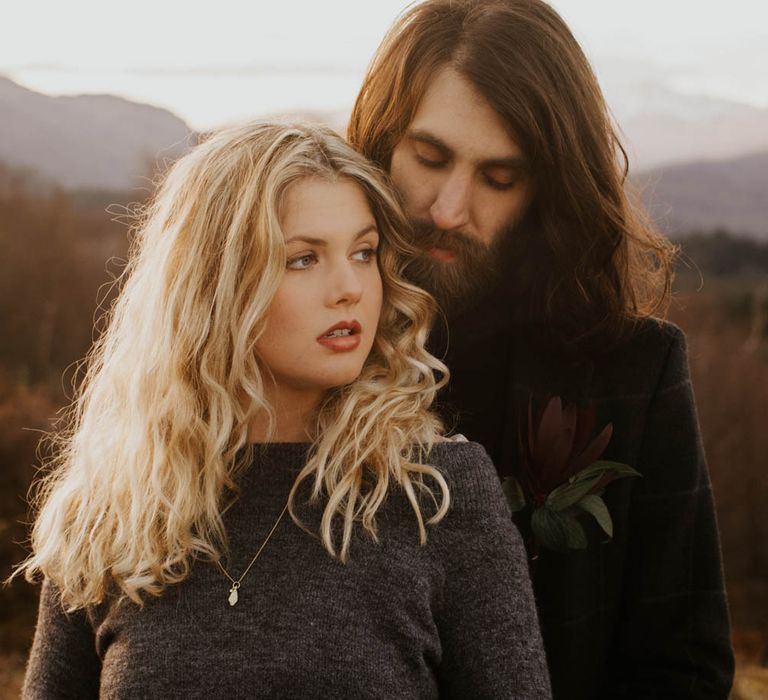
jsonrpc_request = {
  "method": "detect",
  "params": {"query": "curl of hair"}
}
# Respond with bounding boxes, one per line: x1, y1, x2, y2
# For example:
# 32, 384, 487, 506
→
12, 121, 449, 610
348, 0, 677, 356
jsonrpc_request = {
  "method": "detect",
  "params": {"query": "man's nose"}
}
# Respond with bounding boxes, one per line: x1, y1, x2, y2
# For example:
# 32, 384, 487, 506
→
328, 260, 363, 307
429, 169, 472, 231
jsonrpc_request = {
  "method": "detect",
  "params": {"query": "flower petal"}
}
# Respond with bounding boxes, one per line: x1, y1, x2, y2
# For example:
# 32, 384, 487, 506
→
530, 396, 564, 465
570, 404, 596, 461
550, 404, 580, 484
571, 422, 613, 474
534, 396, 563, 445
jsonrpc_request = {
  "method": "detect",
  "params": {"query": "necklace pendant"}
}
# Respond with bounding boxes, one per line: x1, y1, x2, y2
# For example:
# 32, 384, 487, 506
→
228, 584, 239, 607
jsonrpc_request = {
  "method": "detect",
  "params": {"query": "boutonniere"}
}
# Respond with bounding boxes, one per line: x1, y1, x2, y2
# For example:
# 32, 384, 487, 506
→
502, 396, 641, 554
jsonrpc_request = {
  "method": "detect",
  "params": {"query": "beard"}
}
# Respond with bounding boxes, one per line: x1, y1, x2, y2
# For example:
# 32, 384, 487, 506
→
403, 221, 508, 317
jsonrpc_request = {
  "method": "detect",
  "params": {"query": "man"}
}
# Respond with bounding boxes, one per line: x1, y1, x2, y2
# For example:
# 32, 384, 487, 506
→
348, 1, 734, 698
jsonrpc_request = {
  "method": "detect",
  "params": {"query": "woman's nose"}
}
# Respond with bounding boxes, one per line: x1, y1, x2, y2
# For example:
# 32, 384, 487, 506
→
328, 261, 363, 307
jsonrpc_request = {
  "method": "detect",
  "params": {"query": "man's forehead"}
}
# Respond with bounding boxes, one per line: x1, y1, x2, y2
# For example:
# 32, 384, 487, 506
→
406, 67, 524, 164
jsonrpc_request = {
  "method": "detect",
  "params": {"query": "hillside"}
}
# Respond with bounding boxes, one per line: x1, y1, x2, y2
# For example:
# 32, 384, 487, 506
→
0, 76, 193, 190
608, 82, 768, 171
2, 75, 767, 240
635, 151, 768, 241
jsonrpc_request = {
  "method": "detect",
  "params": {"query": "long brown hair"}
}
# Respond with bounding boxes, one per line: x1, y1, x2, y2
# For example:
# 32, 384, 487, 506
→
348, 0, 676, 356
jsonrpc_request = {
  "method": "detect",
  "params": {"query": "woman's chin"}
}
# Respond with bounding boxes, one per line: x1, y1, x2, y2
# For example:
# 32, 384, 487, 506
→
317, 363, 368, 392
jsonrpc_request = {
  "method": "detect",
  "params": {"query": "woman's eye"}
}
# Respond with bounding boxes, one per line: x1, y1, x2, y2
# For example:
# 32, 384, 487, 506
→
351, 248, 377, 263
287, 253, 317, 270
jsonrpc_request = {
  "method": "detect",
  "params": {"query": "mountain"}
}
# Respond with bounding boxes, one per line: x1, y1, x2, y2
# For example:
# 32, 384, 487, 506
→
635, 151, 768, 241
0, 76, 193, 190
599, 65, 768, 171
2, 76, 766, 240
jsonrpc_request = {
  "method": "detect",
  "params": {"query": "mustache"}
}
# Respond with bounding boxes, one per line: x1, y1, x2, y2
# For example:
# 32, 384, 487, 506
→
410, 222, 489, 256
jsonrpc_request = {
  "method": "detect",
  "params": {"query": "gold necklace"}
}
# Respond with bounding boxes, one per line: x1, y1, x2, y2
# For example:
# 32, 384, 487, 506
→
216, 500, 289, 607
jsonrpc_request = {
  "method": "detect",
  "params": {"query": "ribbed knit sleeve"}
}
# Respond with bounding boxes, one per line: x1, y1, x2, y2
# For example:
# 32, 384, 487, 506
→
609, 325, 734, 698
22, 578, 100, 699
429, 443, 553, 699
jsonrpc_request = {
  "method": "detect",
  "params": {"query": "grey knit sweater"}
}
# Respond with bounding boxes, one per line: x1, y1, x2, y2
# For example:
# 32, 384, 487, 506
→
23, 441, 551, 699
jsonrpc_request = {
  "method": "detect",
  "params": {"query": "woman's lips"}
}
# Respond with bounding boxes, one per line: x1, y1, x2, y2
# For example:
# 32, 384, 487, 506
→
317, 321, 362, 352
317, 333, 362, 352
428, 246, 457, 262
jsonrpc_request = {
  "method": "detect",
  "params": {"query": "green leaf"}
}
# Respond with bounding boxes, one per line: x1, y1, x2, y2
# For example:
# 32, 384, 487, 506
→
531, 508, 567, 551
563, 516, 588, 549
546, 474, 603, 511
570, 460, 642, 484
576, 494, 613, 537
501, 476, 527, 513
531, 507, 588, 552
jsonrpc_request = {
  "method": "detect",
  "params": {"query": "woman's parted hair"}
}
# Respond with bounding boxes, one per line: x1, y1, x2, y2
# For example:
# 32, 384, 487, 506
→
348, 0, 676, 355
15, 121, 449, 609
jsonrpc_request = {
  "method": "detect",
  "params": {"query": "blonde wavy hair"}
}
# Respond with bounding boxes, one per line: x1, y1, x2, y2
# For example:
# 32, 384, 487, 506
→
14, 121, 450, 610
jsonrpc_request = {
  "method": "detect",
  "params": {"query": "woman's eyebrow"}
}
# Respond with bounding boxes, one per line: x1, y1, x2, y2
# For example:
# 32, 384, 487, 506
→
285, 225, 378, 246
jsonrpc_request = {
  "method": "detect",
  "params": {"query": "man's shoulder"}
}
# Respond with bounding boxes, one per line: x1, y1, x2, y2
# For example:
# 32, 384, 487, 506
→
588, 317, 687, 399
622, 316, 685, 355
505, 317, 687, 402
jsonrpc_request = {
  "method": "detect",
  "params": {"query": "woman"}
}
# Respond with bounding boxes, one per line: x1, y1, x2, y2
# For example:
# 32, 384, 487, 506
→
16, 122, 551, 698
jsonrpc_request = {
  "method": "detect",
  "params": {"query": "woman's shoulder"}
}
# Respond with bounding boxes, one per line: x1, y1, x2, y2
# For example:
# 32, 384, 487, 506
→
427, 434, 494, 472
422, 438, 508, 517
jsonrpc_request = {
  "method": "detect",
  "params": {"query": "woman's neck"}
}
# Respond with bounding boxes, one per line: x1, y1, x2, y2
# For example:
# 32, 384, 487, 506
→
247, 383, 322, 443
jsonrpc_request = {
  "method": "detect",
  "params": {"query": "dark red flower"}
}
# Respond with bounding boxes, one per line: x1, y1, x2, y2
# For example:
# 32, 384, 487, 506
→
518, 396, 613, 506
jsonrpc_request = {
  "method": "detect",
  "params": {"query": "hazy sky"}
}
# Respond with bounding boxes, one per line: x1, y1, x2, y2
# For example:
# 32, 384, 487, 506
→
2, 0, 767, 130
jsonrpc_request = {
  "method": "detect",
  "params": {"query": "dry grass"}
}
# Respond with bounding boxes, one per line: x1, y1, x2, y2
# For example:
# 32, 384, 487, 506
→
670, 286, 768, 609
0, 653, 25, 699
670, 284, 768, 697
731, 665, 768, 700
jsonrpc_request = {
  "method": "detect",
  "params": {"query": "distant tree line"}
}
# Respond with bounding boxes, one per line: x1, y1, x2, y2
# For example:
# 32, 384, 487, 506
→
0, 165, 139, 657
0, 165, 135, 391
676, 229, 768, 278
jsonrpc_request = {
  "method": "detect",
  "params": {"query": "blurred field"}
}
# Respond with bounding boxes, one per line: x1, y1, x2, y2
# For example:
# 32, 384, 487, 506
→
668, 279, 768, 700
0, 170, 766, 696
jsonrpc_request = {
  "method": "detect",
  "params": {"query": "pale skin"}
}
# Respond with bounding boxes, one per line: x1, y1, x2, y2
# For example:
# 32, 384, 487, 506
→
389, 66, 533, 257
248, 177, 383, 443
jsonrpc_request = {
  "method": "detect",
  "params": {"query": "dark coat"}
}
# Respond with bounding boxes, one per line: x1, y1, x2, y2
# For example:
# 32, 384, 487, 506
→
435, 313, 735, 700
